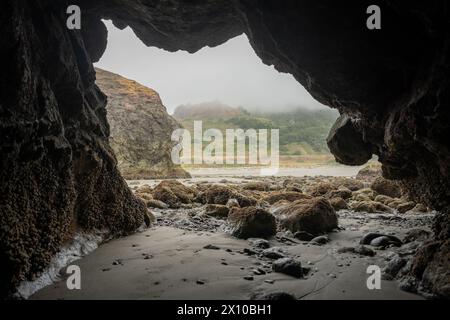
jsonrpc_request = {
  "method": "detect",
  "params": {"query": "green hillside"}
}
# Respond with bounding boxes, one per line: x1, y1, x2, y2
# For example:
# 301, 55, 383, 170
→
175, 105, 339, 156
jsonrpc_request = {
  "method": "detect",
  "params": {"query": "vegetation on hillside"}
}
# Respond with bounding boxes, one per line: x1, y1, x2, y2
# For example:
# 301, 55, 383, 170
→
174, 103, 339, 156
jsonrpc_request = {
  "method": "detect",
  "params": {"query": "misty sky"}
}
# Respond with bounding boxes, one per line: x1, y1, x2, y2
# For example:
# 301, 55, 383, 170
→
95, 20, 326, 114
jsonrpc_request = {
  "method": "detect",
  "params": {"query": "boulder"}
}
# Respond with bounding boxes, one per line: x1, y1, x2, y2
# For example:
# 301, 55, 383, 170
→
308, 182, 336, 197
374, 194, 394, 205
326, 114, 373, 165
96, 68, 190, 180
268, 200, 291, 215
294, 231, 315, 241
146, 199, 168, 209
356, 162, 382, 182
331, 177, 364, 191
397, 201, 416, 213
370, 236, 400, 247
248, 238, 270, 249
203, 185, 257, 207
284, 183, 303, 193
152, 180, 197, 207
329, 197, 348, 210
261, 247, 286, 259
310, 235, 329, 245
227, 207, 277, 239
276, 197, 338, 236
136, 184, 153, 194
353, 194, 372, 202
325, 187, 352, 200
352, 188, 377, 200
152, 186, 180, 208
272, 258, 303, 278
383, 255, 407, 279
351, 201, 393, 213
136, 192, 153, 201
226, 198, 240, 208
360, 233, 402, 247
204, 204, 230, 219
243, 182, 271, 191
262, 192, 311, 205
371, 177, 402, 198
386, 199, 404, 209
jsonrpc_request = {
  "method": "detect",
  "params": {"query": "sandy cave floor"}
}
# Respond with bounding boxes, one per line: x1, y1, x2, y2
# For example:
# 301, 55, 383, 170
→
31, 207, 432, 300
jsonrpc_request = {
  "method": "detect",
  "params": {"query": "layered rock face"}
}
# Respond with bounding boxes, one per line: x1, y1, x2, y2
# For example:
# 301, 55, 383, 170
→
95, 68, 189, 179
1, 0, 449, 298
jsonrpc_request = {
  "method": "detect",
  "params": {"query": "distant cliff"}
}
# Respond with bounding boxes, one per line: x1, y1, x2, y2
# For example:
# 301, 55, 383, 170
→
95, 68, 190, 179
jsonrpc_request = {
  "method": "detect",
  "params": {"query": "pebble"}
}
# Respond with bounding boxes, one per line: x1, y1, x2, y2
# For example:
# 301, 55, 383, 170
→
112, 260, 123, 266
252, 268, 266, 275
294, 231, 315, 241
243, 248, 258, 256
244, 276, 254, 281
354, 245, 375, 256
310, 235, 329, 245
261, 247, 285, 259
203, 244, 220, 250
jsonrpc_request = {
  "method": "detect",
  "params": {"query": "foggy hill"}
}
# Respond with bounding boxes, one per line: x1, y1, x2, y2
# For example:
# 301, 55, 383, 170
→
175, 102, 339, 155
173, 101, 244, 120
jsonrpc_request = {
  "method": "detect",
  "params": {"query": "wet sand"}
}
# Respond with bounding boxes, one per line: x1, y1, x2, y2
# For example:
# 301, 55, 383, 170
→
31, 212, 429, 300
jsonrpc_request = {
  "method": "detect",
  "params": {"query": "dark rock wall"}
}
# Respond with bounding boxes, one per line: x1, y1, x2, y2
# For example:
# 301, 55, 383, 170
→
1, 0, 448, 297
0, 0, 147, 297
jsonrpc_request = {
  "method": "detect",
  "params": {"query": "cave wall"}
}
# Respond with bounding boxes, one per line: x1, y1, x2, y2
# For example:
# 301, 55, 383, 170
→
0, 0, 148, 297
0, 0, 449, 298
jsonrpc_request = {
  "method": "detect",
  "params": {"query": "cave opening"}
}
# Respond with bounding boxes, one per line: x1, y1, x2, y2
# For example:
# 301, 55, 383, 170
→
94, 20, 352, 180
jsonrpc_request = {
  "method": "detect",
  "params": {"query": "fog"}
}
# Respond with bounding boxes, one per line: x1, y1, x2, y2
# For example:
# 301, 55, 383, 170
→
95, 20, 327, 114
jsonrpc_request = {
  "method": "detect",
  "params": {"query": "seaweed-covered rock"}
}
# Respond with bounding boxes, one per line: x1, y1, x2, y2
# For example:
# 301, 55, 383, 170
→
276, 197, 338, 236
204, 204, 230, 219
228, 207, 276, 239
152, 180, 197, 208
329, 197, 348, 211
371, 177, 402, 198
202, 185, 257, 207
351, 201, 393, 213
262, 192, 311, 205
